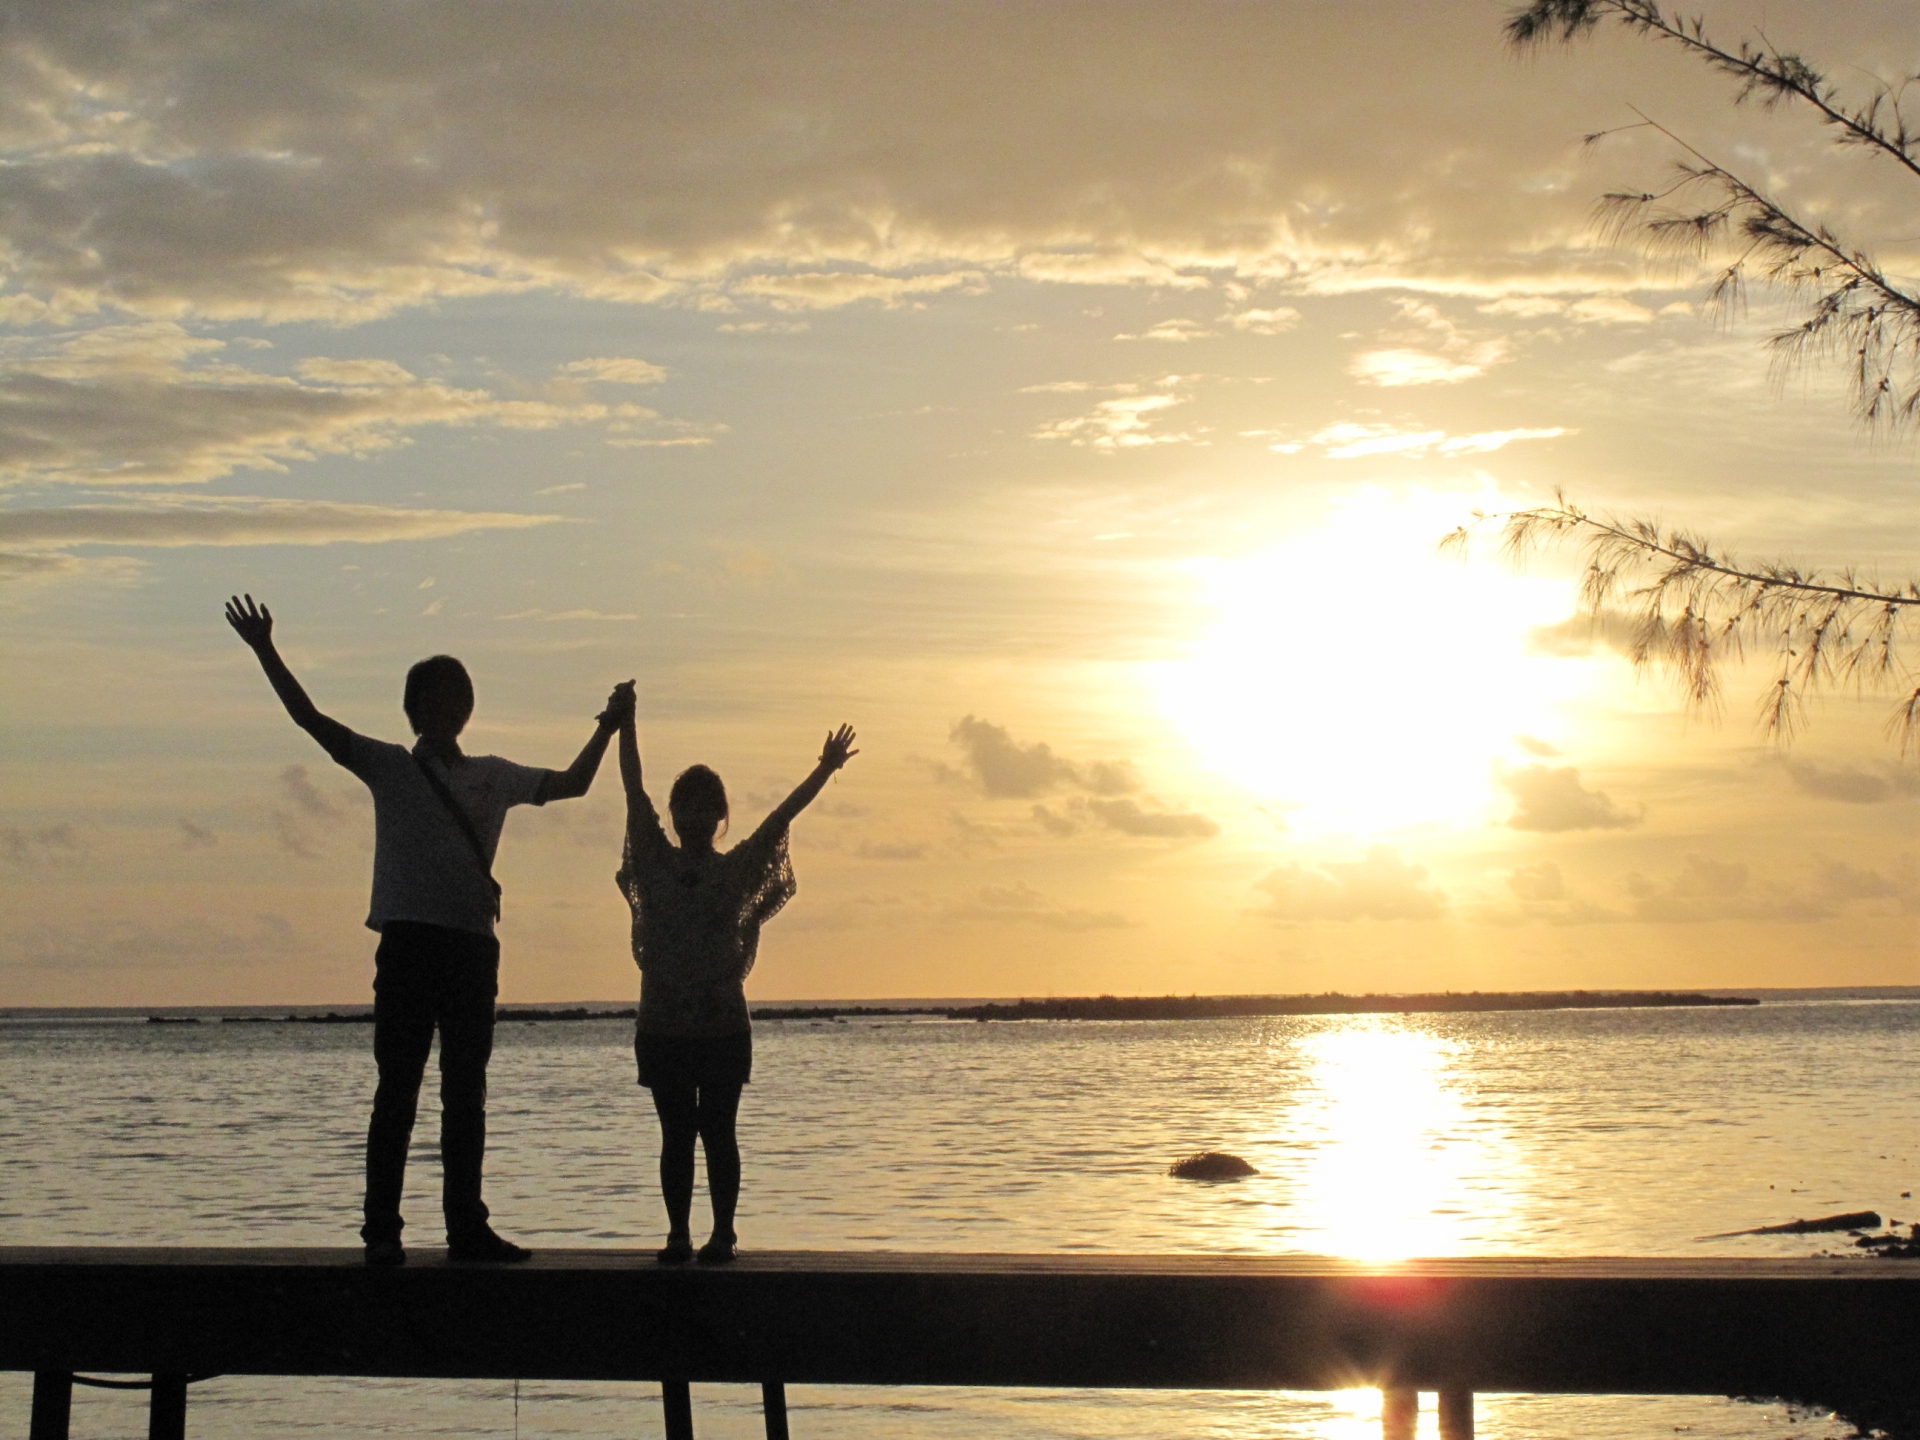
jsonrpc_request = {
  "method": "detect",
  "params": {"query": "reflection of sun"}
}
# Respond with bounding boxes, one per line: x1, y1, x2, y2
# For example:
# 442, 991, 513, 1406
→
1155, 488, 1591, 837
1283, 1019, 1516, 1261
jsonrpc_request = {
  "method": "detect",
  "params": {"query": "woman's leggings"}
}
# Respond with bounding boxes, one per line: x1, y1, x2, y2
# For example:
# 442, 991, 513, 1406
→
649, 1080, 743, 1239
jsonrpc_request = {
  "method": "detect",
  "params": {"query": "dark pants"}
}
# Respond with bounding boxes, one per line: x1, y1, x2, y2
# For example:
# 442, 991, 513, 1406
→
361, 921, 499, 1245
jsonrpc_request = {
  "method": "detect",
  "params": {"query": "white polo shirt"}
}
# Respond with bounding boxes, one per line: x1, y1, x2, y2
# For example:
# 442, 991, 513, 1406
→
340, 732, 554, 938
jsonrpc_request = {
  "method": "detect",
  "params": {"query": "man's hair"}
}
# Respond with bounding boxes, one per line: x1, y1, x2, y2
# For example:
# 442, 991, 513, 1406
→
402, 655, 474, 733
669, 764, 729, 823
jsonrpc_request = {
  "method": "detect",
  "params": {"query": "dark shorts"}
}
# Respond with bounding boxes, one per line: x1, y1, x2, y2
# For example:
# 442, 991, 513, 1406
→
635, 1030, 753, 1090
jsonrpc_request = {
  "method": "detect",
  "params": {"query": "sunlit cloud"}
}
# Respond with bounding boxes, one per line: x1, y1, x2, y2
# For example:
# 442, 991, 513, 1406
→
1115, 319, 1215, 342
0, 497, 561, 551
558, 357, 669, 385
1032, 381, 1195, 449
1223, 307, 1301, 334
1349, 347, 1491, 386
1309, 422, 1572, 459
498, 608, 639, 622
729, 270, 987, 311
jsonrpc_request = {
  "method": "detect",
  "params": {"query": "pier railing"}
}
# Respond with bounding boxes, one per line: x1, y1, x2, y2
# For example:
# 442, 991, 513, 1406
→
7, 1249, 1917, 1440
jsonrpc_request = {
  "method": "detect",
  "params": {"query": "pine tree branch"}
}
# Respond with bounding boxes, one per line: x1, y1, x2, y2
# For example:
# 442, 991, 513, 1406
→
1444, 496, 1920, 750
1508, 0, 1920, 186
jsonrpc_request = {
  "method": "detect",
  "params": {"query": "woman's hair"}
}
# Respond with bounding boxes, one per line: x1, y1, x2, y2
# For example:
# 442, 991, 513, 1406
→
668, 764, 730, 833
402, 655, 474, 733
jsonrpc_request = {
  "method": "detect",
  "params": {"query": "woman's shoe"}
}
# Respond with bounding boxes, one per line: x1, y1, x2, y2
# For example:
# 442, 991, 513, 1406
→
696, 1236, 737, 1265
656, 1237, 695, 1265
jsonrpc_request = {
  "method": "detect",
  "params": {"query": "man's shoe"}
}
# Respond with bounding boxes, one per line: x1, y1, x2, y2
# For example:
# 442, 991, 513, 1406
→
365, 1239, 406, 1267
447, 1230, 532, 1264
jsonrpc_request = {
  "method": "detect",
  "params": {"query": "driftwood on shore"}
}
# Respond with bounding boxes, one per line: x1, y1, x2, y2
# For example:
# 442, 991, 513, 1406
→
1699, 1211, 1882, 1240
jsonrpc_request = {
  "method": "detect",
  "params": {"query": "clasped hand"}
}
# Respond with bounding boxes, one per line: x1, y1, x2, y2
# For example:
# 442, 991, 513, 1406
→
598, 679, 637, 728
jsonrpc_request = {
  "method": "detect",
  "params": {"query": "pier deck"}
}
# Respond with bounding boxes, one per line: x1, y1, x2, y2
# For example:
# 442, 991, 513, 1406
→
6, 1249, 1918, 1438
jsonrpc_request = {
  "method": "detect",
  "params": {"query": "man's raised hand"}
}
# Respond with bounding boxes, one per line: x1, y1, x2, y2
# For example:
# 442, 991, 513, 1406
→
225, 594, 274, 649
820, 724, 859, 771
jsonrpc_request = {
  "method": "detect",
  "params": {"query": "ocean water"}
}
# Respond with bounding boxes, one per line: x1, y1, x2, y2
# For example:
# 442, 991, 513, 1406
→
4, 1001, 1917, 1439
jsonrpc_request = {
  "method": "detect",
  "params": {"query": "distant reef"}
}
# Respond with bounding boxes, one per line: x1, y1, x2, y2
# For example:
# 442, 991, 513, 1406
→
935, 991, 1757, 1022
167, 991, 1757, 1027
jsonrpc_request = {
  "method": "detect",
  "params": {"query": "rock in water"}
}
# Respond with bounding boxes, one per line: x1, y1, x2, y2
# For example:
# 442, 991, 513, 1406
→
1169, 1151, 1257, 1180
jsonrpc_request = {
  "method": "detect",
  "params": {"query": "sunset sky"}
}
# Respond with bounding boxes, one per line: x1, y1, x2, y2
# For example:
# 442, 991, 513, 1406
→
3, 0, 1916, 1006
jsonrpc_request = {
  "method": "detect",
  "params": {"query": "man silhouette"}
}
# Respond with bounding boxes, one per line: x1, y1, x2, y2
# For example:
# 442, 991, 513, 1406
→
226, 594, 631, 1265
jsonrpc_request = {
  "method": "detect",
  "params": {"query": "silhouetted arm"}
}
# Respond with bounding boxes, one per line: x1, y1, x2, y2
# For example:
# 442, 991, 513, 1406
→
761, 725, 859, 833
616, 701, 672, 864
224, 595, 353, 766
537, 681, 631, 802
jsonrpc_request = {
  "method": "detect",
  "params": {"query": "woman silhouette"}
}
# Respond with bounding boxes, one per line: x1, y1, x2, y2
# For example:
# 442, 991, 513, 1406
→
611, 682, 857, 1263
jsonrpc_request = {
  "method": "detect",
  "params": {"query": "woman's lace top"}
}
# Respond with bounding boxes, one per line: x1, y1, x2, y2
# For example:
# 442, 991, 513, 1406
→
616, 792, 795, 1037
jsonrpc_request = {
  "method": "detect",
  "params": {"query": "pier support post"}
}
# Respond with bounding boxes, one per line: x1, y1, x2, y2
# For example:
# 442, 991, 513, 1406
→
761, 1382, 789, 1440
148, 1374, 188, 1440
29, 1371, 72, 1440
1438, 1389, 1474, 1440
1381, 1387, 1417, 1440
661, 1379, 693, 1440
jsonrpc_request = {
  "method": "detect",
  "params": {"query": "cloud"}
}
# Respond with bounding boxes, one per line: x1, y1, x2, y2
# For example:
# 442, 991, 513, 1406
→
1812, 856, 1920, 913
176, 819, 218, 850
946, 882, 1133, 931
1349, 299, 1514, 386
271, 764, 360, 859
1779, 759, 1920, 806
1507, 860, 1565, 902
3, 913, 304, 972
1254, 845, 1446, 922
0, 550, 84, 582
1032, 379, 1199, 450
730, 270, 988, 311
946, 716, 1138, 799
0, 1, 1889, 332
1624, 853, 1831, 924
1085, 797, 1219, 839
0, 496, 561, 554
2, 823, 87, 868
1514, 735, 1561, 758
558, 357, 669, 385
1031, 804, 1080, 838
1309, 422, 1571, 459
1115, 318, 1215, 342
1566, 295, 1658, 325
1523, 610, 1642, 659
1224, 307, 1300, 334
1499, 764, 1642, 832
1349, 349, 1490, 386
0, 325, 703, 486
856, 841, 928, 861
498, 608, 639, 621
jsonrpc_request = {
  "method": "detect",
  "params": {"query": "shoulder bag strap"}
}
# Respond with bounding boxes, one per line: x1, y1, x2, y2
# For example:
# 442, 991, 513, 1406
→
412, 754, 503, 919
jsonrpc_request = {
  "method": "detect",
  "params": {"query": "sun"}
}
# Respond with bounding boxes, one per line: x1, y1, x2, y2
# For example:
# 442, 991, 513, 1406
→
1155, 487, 1594, 837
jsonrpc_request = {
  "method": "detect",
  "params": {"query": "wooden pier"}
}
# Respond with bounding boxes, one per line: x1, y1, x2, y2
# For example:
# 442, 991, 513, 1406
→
6, 1249, 1919, 1440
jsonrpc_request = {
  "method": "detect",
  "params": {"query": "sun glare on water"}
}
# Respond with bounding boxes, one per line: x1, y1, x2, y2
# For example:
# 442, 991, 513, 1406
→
1157, 488, 1591, 837
1283, 1021, 1518, 1261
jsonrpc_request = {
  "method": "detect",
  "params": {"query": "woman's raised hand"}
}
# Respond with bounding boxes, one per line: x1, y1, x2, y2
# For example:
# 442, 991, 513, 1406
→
820, 724, 859, 770
224, 594, 274, 649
